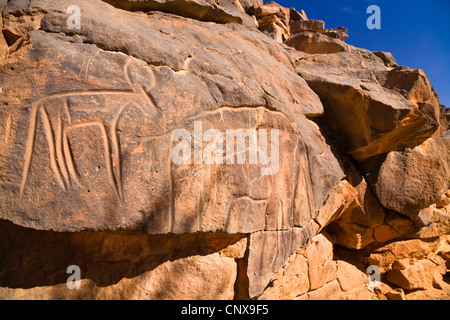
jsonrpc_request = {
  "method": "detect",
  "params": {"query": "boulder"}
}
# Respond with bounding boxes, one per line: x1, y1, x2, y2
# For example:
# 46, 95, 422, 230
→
365, 132, 450, 215
285, 31, 347, 54
322, 27, 348, 41
285, 19, 349, 54
385, 212, 416, 235
342, 286, 377, 300
315, 180, 358, 232
373, 51, 398, 68
326, 221, 375, 250
413, 205, 450, 239
296, 48, 443, 162
289, 8, 307, 22
386, 289, 406, 300
436, 194, 450, 208
1, 253, 238, 300
303, 234, 337, 290
367, 236, 450, 272
289, 19, 325, 34
247, 222, 319, 298
238, 0, 263, 12
257, 251, 309, 300
307, 280, 342, 300
251, 2, 291, 43
375, 66, 448, 137
250, 1, 290, 19
336, 260, 368, 292
376, 67, 440, 106
258, 17, 290, 43
373, 224, 400, 244
387, 259, 440, 291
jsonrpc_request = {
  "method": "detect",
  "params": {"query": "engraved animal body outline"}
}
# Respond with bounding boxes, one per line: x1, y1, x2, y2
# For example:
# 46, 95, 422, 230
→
21, 58, 160, 201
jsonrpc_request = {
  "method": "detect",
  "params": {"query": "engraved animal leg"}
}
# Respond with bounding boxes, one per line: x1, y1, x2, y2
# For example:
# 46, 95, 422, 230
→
124, 58, 134, 88
20, 102, 67, 198
56, 108, 70, 186
110, 104, 129, 202
63, 124, 83, 187
20, 102, 40, 198
39, 106, 66, 190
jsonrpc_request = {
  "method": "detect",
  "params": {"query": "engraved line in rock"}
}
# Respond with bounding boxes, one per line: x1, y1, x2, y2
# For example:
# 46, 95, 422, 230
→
20, 60, 160, 200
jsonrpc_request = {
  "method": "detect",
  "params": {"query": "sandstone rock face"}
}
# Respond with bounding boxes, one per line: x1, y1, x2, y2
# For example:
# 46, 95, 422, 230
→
0, 10, 7, 56
285, 31, 347, 54
386, 289, 406, 300
285, 18, 348, 54
0, 0, 346, 300
366, 132, 450, 215
102, 0, 247, 25
251, 1, 297, 43
0, 0, 343, 236
0, 0, 449, 301
237, 0, 263, 12
314, 180, 358, 232
0, 219, 242, 299
257, 234, 377, 300
375, 66, 448, 137
336, 260, 367, 293
290, 19, 325, 33
373, 51, 398, 68
414, 194, 450, 238
367, 236, 450, 273
296, 48, 444, 162
387, 259, 441, 291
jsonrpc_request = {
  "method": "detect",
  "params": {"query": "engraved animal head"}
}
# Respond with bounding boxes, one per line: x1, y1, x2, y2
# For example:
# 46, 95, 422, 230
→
126, 60, 157, 99
116, 60, 162, 138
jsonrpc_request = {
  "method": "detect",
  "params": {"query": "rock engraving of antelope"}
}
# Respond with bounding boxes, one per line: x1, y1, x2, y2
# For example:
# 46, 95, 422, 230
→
20, 58, 160, 201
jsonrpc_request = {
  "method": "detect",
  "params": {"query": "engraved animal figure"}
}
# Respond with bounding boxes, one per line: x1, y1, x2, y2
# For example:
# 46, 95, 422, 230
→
20, 58, 159, 200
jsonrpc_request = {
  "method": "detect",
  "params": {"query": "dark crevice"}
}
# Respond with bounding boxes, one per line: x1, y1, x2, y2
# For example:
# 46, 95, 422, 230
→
0, 219, 245, 289
233, 234, 251, 300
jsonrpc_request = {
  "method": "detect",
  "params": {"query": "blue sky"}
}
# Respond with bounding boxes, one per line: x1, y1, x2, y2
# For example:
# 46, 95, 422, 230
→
274, 0, 450, 108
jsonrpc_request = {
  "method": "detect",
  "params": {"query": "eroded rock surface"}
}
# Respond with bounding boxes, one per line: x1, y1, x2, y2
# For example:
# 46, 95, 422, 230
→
0, 0, 449, 300
0, 0, 342, 235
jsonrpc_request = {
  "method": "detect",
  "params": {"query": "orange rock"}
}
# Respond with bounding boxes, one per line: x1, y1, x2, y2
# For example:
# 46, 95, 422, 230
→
336, 260, 368, 292
258, 253, 309, 300
315, 180, 358, 232
367, 132, 450, 215
307, 280, 342, 300
303, 234, 337, 290
387, 259, 440, 291
285, 32, 347, 54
